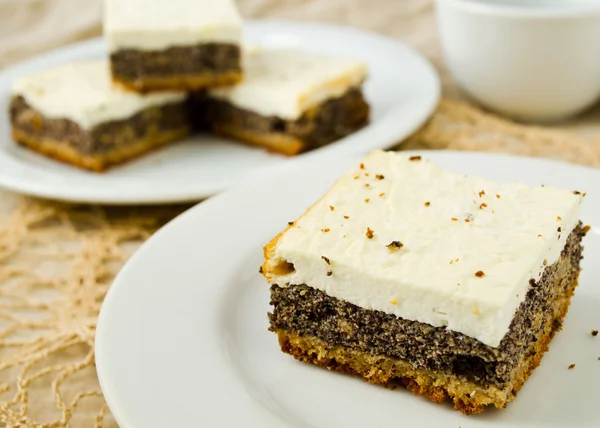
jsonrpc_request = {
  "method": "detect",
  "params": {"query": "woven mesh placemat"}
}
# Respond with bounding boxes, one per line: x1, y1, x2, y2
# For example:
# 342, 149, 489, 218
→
1, 0, 600, 426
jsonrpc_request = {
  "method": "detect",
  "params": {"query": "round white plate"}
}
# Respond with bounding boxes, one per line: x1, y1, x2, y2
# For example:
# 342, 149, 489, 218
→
0, 20, 439, 205
96, 150, 600, 428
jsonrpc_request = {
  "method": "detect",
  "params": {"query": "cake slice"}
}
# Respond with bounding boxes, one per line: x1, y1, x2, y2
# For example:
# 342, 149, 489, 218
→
262, 150, 587, 414
9, 60, 190, 172
104, 0, 243, 92
198, 48, 369, 155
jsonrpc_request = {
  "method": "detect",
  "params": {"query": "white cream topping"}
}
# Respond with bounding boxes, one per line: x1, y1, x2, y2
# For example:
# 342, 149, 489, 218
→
11, 60, 186, 129
104, 0, 242, 52
266, 150, 584, 347
207, 48, 367, 119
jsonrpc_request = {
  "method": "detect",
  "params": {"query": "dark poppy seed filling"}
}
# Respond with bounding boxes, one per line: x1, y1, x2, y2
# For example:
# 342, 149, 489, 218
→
10, 96, 190, 156
110, 43, 241, 81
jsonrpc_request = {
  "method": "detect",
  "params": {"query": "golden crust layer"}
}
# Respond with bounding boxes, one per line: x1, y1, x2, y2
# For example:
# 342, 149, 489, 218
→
112, 71, 242, 93
273, 277, 577, 415
12, 127, 190, 172
211, 124, 305, 156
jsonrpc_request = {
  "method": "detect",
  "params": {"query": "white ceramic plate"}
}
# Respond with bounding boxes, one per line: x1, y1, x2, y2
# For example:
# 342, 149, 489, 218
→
0, 20, 439, 205
96, 150, 600, 428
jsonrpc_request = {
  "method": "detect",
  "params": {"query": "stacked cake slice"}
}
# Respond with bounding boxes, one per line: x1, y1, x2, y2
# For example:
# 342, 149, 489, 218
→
198, 48, 369, 155
10, 60, 190, 171
262, 150, 587, 414
8, 0, 370, 171
104, 0, 243, 92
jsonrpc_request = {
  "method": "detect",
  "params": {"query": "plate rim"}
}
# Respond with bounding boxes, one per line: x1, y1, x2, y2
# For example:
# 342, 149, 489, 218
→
95, 149, 600, 428
0, 19, 440, 205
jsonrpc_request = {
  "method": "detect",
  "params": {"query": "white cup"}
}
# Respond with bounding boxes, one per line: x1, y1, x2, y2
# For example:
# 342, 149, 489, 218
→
436, 0, 600, 122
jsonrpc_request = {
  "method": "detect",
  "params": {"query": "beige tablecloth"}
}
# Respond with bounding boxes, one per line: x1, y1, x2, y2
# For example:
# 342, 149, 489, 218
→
1, 1, 600, 426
